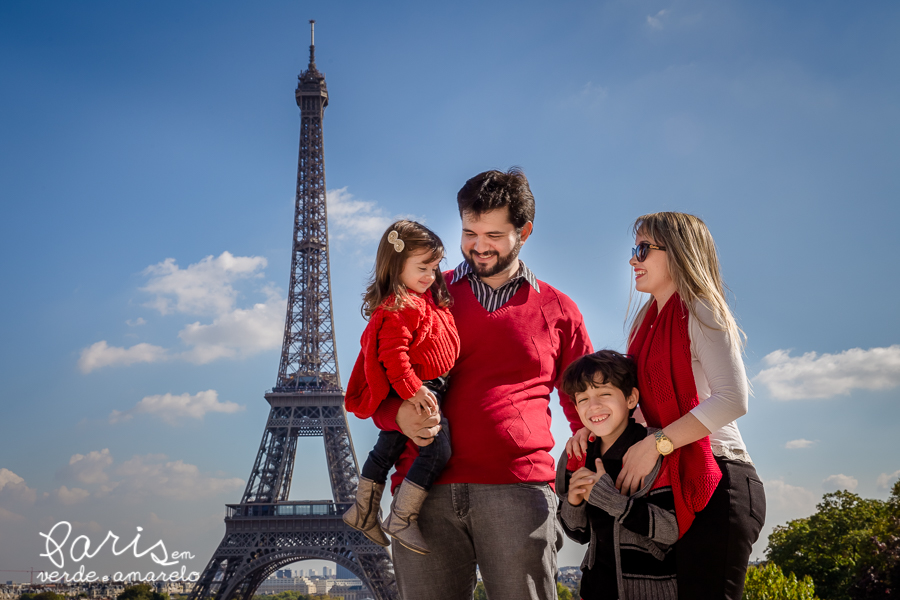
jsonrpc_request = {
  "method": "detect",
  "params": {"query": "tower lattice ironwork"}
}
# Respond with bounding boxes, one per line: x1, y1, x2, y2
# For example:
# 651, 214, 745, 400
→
189, 22, 398, 600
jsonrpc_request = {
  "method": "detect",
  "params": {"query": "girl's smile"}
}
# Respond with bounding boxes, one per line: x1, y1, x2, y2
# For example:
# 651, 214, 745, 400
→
401, 249, 441, 294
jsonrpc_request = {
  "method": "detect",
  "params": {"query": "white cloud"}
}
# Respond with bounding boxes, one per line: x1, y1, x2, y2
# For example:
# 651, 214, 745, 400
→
126, 317, 146, 326
754, 345, 900, 400
0, 469, 37, 514
53, 450, 243, 501
78, 340, 168, 373
58, 449, 114, 485
177, 288, 284, 364
52, 485, 90, 505
764, 478, 818, 516
0, 505, 25, 522
823, 474, 858, 492
142, 251, 267, 316
877, 469, 900, 491
785, 439, 815, 449
112, 455, 244, 500
78, 251, 284, 373
0, 468, 24, 491
646, 9, 669, 30
326, 187, 394, 241
109, 390, 244, 426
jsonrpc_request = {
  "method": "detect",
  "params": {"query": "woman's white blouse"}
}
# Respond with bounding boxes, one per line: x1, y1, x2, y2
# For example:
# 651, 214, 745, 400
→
687, 300, 752, 461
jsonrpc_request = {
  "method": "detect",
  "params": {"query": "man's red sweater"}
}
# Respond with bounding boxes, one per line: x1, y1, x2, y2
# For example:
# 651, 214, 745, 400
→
372, 271, 593, 492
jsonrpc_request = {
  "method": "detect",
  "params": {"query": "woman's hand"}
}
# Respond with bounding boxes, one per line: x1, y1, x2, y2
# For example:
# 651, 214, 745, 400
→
567, 462, 601, 506
565, 427, 594, 460
616, 435, 659, 495
406, 386, 439, 415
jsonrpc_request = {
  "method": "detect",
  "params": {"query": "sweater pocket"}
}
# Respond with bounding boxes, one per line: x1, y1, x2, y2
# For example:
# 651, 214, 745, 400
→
527, 332, 554, 383
506, 410, 533, 448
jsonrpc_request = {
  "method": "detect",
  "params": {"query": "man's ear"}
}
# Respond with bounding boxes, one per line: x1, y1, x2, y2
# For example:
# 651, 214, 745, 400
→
627, 388, 640, 409
520, 221, 534, 242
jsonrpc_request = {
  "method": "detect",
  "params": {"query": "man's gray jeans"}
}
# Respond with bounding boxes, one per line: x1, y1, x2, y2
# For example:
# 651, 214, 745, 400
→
392, 482, 563, 600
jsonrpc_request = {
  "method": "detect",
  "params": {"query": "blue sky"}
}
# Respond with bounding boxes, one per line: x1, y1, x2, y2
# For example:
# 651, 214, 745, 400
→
1, 0, 899, 580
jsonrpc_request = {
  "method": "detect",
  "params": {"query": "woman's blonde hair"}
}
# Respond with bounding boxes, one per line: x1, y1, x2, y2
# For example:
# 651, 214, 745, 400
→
362, 220, 452, 318
627, 212, 745, 350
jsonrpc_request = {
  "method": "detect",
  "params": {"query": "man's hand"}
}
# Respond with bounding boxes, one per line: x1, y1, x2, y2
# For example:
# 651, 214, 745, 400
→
565, 427, 593, 460
395, 399, 441, 447
567, 463, 600, 506
616, 435, 658, 495
406, 386, 439, 416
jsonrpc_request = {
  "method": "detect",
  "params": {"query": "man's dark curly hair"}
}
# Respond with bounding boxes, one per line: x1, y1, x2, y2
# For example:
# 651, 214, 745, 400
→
456, 167, 536, 230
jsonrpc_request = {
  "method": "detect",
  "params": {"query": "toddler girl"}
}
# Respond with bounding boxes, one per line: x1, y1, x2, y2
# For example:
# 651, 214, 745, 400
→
343, 220, 460, 555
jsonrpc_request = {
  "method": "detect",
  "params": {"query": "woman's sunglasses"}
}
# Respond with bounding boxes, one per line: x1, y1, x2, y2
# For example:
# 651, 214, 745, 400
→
631, 241, 666, 262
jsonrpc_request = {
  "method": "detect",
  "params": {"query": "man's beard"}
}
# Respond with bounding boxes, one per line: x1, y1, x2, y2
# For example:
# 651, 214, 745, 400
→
462, 237, 523, 279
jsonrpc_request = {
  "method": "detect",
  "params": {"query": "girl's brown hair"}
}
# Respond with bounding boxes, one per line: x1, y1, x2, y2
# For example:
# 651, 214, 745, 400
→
362, 220, 452, 318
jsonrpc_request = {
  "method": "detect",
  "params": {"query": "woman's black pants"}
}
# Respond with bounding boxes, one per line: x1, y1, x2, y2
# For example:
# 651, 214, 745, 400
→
676, 455, 766, 599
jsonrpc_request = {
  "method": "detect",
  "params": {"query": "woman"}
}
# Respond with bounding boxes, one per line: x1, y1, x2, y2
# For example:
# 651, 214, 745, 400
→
621, 212, 765, 599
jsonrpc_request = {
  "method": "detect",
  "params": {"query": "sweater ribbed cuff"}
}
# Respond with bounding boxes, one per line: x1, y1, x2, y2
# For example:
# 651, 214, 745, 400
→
391, 374, 423, 400
560, 499, 588, 530
588, 474, 629, 517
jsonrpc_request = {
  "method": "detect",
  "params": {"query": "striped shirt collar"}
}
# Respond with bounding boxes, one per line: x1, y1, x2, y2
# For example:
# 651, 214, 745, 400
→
450, 260, 539, 313
450, 260, 540, 292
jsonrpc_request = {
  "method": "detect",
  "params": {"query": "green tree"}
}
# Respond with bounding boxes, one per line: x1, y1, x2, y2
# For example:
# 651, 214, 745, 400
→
742, 562, 818, 600
20, 593, 65, 600
118, 583, 167, 600
848, 480, 900, 599
473, 581, 487, 600
766, 490, 889, 600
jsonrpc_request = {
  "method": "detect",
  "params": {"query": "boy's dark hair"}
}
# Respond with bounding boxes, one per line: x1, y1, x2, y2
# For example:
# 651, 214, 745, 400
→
561, 350, 639, 415
456, 167, 536, 230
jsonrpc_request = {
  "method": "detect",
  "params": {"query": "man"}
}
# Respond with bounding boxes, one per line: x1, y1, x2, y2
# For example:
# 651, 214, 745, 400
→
371, 168, 592, 600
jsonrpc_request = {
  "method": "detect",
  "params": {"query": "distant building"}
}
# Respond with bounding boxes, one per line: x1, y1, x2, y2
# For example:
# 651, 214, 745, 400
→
335, 564, 355, 580
313, 579, 335, 595
329, 585, 374, 600
558, 565, 582, 596
322, 566, 331, 578
257, 576, 316, 595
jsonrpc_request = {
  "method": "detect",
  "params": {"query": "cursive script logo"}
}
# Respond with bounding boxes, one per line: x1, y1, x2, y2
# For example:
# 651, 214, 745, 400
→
38, 521, 199, 583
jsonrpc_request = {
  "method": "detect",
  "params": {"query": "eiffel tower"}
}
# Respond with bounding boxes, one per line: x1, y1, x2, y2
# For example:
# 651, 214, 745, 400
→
189, 21, 398, 600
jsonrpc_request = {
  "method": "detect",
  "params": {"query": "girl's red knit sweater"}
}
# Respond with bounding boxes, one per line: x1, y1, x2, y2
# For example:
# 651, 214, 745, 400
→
345, 290, 460, 420
372, 273, 593, 491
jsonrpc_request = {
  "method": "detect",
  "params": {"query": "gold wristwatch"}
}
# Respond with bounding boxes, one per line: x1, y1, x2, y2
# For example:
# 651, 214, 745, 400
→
655, 430, 674, 456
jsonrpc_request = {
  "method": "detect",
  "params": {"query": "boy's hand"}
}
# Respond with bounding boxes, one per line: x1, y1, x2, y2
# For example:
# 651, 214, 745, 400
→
567, 466, 599, 506
407, 386, 439, 415
593, 457, 606, 477
565, 427, 594, 460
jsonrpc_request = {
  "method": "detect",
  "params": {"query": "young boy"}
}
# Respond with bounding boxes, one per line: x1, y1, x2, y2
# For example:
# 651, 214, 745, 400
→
556, 350, 678, 600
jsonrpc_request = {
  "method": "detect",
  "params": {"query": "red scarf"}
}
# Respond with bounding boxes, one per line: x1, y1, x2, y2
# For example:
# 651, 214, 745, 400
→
627, 293, 722, 537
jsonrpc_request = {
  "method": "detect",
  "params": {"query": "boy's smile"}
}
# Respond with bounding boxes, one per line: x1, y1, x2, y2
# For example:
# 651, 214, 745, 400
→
574, 378, 640, 453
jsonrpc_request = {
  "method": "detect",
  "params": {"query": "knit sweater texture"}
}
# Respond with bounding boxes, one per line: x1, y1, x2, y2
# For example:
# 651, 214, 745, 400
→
557, 421, 678, 600
627, 293, 722, 537
372, 271, 593, 492
345, 290, 459, 419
